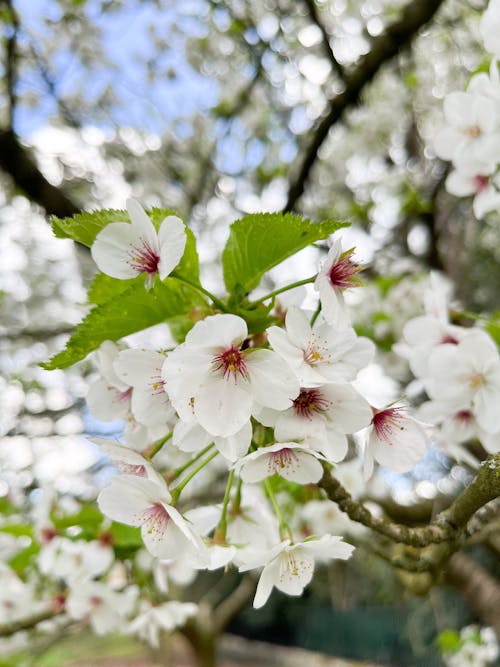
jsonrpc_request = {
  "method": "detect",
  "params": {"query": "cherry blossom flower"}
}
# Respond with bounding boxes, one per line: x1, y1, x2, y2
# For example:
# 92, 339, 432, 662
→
314, 240, 363, 325
38, 537, 114, 583
128, 601, 198, 647
87, 341, 132, 422
91, 439, 166, 484
424, 330, 500, 434
480, 0, 500, 57
236, 442, 324, 484
434, 91, 500, 169
256, 383, 372, 463
66, 582, 137, 635
91, 199, 186, 288
239, 535, 354, 608
113, 348, 176, 427
161, 314, 299, 438
363, 405, 430, 478
267, 306, 374, 387
97, 475, 208, 564
445, 168, 500, 219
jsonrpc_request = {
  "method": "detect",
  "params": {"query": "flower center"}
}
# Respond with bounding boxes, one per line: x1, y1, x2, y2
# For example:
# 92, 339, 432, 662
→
293, 388, 330, 419
455, 409, 473, 425
303, 333, 331, 366
268, 447, 299, 474
466, 125, 481, 138
140, 503, 170, 537
128, 239, 160, 276
372, 406, 405, 443
469, 372, 485, 389
474, 175, 489, 193
149, 370, 165, 395
440, 334, 459, 345
328, 250, 361, 290
212, 346, 248, 381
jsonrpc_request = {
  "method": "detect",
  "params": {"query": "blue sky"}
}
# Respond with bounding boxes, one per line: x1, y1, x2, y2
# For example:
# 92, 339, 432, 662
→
14, 0, 219, 136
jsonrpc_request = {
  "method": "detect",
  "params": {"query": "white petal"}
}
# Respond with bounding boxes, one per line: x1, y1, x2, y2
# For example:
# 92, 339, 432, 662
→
247, 349, 299, 410
253, 560, 279, 608
300, 534, 355, 561
98, 475, 168, 525
185, 314, 247, 350
158, 216, 187, 280
214, 420, 252, 461
114, 349, 165, 388
173, 421, 212, 453
87, 379, 130, 421
91, 222, 145, 279
127, 198, 158, 249
274, 548, 314, 596
194, 378, 253, 437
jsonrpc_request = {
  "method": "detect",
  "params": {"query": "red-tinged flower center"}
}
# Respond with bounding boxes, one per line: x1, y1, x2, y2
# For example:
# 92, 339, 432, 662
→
372, 406, 406, 443
128, 239, 160, 276
293, 388, 330, 419
268, 447, 299, 474
440, 334, 459, 345
328, 251, 361, 290
455, 409, 473, 425
466, 124, 481, 138
140, 502, 170, 538
212, 345, 248, 381
41, 527, 59, 543
474, 175, 489, 193
90, 596, 103, 608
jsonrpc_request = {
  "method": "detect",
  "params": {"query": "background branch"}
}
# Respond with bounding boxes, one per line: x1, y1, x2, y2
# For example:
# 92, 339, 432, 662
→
285, 0, 446, 212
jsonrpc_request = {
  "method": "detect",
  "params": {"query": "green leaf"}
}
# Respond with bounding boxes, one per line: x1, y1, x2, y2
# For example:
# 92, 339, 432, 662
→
51, 209, 128, 246
222, 212, 348, 294
88, 273, 143, 305
110, 522, 142, 547
42, 278, 205, 370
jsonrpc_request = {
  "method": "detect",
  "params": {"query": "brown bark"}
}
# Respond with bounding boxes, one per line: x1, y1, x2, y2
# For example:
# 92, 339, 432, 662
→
285, 0, 447, 212
0, 129, 80, 217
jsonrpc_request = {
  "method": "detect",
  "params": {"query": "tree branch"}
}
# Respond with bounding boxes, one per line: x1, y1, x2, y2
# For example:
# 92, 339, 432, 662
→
2, 0, 19, 127
446, 552, 500, 635
285, 0, 447, 212
0, 608, 62, 637
0, 129, 80, 217
214, 575, 256, 635
320, 454, 500, 548
302, 0, 345, 80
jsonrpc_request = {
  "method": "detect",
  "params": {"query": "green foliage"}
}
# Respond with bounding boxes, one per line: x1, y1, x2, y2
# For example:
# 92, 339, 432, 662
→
222, 212, 348, 294
437, 629, 462, 653
51, 505, 104, 537
42, 278, 205, 369
87, 273, 142, 305
51, 209, 128, 246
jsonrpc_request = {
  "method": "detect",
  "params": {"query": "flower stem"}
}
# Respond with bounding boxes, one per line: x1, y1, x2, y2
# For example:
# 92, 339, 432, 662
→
249, 275, 317, 307
264, 478, 293, 542
171, 273, 228, 312
310, 302, 322, 327
169, 443, 215, 482
214, 469, 235, 542
143, 431, 172, 460
171, 450, 219, 503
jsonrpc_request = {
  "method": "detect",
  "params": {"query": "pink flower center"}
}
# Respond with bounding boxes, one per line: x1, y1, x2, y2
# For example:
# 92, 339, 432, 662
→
440, 334, 459, 345
149, 370, 165, 395
303, 334, 331, 366
474, 175, 489, 193
268, 447, 299, 474
212, 346, 248, 381
328, 250, 362, 290
90, 596, 103, 608
293, 388, 330, 419
455, 409, 473, 425
128, 239, 160, 276
372, 406, 406, 444
466, 125, 481, 138
140, 502, 170, 538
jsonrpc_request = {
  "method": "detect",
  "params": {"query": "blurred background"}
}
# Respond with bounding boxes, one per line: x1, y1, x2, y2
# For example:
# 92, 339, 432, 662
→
0, 1, 499, 665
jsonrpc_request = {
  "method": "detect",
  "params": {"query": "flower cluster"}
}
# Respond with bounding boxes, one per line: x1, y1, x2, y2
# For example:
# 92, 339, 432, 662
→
88, 206, 436, 608
436, 0, 500, 218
